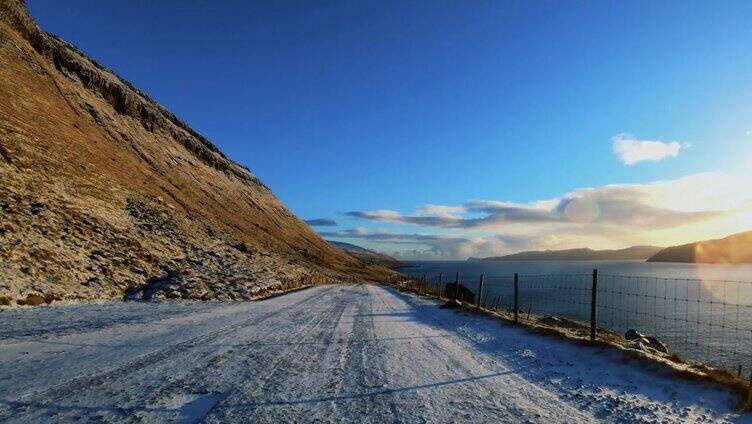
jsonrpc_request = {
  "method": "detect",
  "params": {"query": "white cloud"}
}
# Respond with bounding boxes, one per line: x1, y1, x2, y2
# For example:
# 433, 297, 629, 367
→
347, 209, 403, 223
414, 204, 465, 218
611, 133, 684, 165
349, 179, 727, 231
320, 229, 522, 260
337, 172, 752, 259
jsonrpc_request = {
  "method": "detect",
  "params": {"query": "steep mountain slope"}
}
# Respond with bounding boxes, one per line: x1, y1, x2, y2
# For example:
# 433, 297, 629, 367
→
0, 0, 389, 306
647, 231, 752, 264
473, 246, 663, 261
328, 240, 402, 269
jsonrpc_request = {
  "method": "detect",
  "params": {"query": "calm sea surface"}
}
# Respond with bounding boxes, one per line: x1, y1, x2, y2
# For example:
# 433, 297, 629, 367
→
399, 260, 752, 375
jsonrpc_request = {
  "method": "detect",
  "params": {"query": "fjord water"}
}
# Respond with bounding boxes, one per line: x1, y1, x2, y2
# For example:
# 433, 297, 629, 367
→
400, 260, 752, 375
399, 260, 752, 282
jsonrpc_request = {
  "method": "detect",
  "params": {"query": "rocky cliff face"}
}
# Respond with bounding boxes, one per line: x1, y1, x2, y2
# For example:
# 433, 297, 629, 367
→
0, 0, 389, 306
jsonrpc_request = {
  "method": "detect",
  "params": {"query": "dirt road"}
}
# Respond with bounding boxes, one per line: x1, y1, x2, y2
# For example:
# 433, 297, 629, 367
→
0, 285, 745, 423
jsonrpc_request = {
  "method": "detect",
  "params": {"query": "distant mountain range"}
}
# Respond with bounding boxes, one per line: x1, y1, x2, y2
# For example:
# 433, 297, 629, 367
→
470, 246, 663, 261
647, 231, 752, 263
328, 241, 402, 269
468, 231, 752, 264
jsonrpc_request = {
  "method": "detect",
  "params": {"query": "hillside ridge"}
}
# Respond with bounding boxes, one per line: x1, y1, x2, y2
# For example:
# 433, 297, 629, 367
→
472, 246, 663, 261
0, 0, 390, 307
647, 231, 752, 264
0, 0, 258, 184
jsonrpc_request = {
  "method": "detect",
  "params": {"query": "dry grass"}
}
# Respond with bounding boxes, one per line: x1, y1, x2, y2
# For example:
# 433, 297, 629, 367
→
0, 0, 393, 306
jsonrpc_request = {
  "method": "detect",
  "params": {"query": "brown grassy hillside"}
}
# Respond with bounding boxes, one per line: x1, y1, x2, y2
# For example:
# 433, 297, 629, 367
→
0, 0, 391, 306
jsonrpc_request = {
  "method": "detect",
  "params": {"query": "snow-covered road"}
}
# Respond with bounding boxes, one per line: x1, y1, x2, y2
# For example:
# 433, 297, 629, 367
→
0, 284, 749, 423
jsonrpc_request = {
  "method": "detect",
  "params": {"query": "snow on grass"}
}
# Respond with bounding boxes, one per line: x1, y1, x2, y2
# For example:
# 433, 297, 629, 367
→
153, 392, 225, 424
387, 286, 751, 422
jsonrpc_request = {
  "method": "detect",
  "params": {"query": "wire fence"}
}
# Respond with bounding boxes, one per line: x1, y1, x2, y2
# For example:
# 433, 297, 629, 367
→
395, 270, 752, 385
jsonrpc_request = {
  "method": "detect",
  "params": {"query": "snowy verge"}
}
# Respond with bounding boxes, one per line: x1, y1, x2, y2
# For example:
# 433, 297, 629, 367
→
389, 282, 752, 417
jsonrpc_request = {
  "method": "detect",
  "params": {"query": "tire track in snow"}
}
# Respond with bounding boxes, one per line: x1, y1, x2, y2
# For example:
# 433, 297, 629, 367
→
368, 285, 503, 421
328, 284, 401, 422
204, 286, 353, 422
0, 302, 226, 342
0, 286, 337, 422
1, 285, 742, 423
113, 286, 350, 423
238, 290, 351, 422
104, 288, 351, 423
369, 286, 595, 422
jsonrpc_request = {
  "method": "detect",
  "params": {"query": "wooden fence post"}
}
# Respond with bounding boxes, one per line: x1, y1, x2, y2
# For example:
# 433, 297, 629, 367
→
590, 269, 599, 342
438, 273, 443, 299
454, 272, 460, 301
423, 274, 427, 295
477, 274, 484, 308
514, 273, 519, 323
746, 371, 752, 411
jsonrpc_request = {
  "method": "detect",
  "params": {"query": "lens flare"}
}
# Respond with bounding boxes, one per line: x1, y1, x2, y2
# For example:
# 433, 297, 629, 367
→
693, 237, 751, 264
564, 197, 600, 223
691, 233, 752, 301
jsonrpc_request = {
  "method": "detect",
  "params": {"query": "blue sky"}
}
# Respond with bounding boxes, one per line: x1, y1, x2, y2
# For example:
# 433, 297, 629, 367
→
29, 1, 752, 259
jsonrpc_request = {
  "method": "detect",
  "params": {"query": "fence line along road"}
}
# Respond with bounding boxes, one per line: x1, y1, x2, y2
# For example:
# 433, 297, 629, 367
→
391, 269, 752, 410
